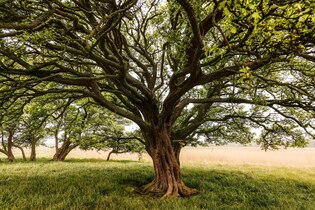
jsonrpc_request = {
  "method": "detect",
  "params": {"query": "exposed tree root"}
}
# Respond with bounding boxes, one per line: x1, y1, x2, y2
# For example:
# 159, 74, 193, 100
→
135, 180, 198, 198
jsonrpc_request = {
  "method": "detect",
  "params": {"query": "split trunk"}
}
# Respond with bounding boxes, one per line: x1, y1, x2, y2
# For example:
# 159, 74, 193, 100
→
53, 140, 77, 161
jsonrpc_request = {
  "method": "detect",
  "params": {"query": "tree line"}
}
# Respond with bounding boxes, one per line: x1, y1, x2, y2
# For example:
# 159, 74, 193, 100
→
0, 96, 144, 162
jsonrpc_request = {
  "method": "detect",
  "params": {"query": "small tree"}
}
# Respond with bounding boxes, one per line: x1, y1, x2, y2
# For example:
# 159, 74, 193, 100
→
15, 99, 49, 161
80, 129, 145, 161
0, 127, 16, 162
49, 100, 88, 161
0, 98, 28, 161
78, 103, 142, 160
47, 98, 128, 161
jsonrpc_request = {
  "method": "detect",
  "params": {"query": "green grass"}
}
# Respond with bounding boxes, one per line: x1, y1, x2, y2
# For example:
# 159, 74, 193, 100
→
1, 159, 315, 210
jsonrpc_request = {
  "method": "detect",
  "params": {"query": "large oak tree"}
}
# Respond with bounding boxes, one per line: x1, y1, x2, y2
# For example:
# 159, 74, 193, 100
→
1, 0, 315, 197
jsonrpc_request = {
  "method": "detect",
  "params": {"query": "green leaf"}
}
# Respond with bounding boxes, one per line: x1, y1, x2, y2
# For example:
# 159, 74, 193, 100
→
252, 12, 261, 23
230, 25, 237, 34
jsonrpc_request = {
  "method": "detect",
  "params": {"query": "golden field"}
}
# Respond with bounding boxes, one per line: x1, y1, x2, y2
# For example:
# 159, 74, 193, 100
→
3, 146, 315, 167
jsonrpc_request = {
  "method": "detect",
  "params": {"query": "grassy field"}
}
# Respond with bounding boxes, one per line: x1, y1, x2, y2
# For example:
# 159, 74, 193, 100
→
1, 159, 315, 210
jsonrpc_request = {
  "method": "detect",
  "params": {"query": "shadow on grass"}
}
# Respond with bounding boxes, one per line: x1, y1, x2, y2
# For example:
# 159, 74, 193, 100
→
0, 158, 53, 163
0, 158, 145, 164
0, 162, 315, 209
63, 158, 144, 164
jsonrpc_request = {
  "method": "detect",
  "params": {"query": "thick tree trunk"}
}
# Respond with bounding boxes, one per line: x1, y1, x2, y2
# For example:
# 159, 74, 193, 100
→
53, 140, 77, 161
137, 126, 197, 198
30, 142, 36, 161
13, 144, 27, 161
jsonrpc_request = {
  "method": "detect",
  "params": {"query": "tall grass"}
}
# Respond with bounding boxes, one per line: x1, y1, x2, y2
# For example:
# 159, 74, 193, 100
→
1, 159, 315, 209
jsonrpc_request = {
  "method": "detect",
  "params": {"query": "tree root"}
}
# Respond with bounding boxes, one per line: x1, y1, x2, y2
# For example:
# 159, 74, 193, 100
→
135, 180, 198, 198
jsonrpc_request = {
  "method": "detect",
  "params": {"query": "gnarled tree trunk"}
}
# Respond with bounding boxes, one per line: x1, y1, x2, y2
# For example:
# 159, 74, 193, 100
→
137, 125, 197, 198
173, 142, 183, 166
53, 140, 77, 161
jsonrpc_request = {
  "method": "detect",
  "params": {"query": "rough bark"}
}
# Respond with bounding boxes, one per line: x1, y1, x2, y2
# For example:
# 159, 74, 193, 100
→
173, 142, 183, 166
53, 140, 77, 161
137, 125, 198, 198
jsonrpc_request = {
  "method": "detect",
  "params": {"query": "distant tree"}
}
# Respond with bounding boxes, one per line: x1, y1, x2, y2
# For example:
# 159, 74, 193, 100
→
76, 102, 140, 160
80, 129, 145, 161
0, 98, 28, 161
48, 98, 128, 161
15, 99, 49, 161
0, 126, 16, 162
1, 0, 315, 197
48, 99, 88, 161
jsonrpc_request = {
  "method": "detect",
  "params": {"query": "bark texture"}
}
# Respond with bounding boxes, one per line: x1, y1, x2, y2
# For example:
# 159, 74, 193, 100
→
137, 125, 197, 198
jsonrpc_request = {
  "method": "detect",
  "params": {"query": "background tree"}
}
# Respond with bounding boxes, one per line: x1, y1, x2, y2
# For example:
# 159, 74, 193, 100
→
80, 129, 145, 161
74, 101, 140, 161
0, 98, 28, 161
15, 99, 49, 161
48, 98, 130, 161
0, 122, 17, 162
1, 0, 315, 197
49, 99, 89, 161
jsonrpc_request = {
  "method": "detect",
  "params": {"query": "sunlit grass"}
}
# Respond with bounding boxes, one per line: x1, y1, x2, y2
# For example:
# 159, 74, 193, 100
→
1, 159, 315, 209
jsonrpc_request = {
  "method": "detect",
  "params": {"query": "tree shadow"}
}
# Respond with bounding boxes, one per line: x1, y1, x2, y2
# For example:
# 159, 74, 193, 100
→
1, 163, 314, 209
63, 158, 143, 164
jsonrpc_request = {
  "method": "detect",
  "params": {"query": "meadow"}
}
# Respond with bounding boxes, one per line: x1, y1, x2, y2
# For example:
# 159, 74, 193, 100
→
1, 158, 315, 209
5, 146, 315, 167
